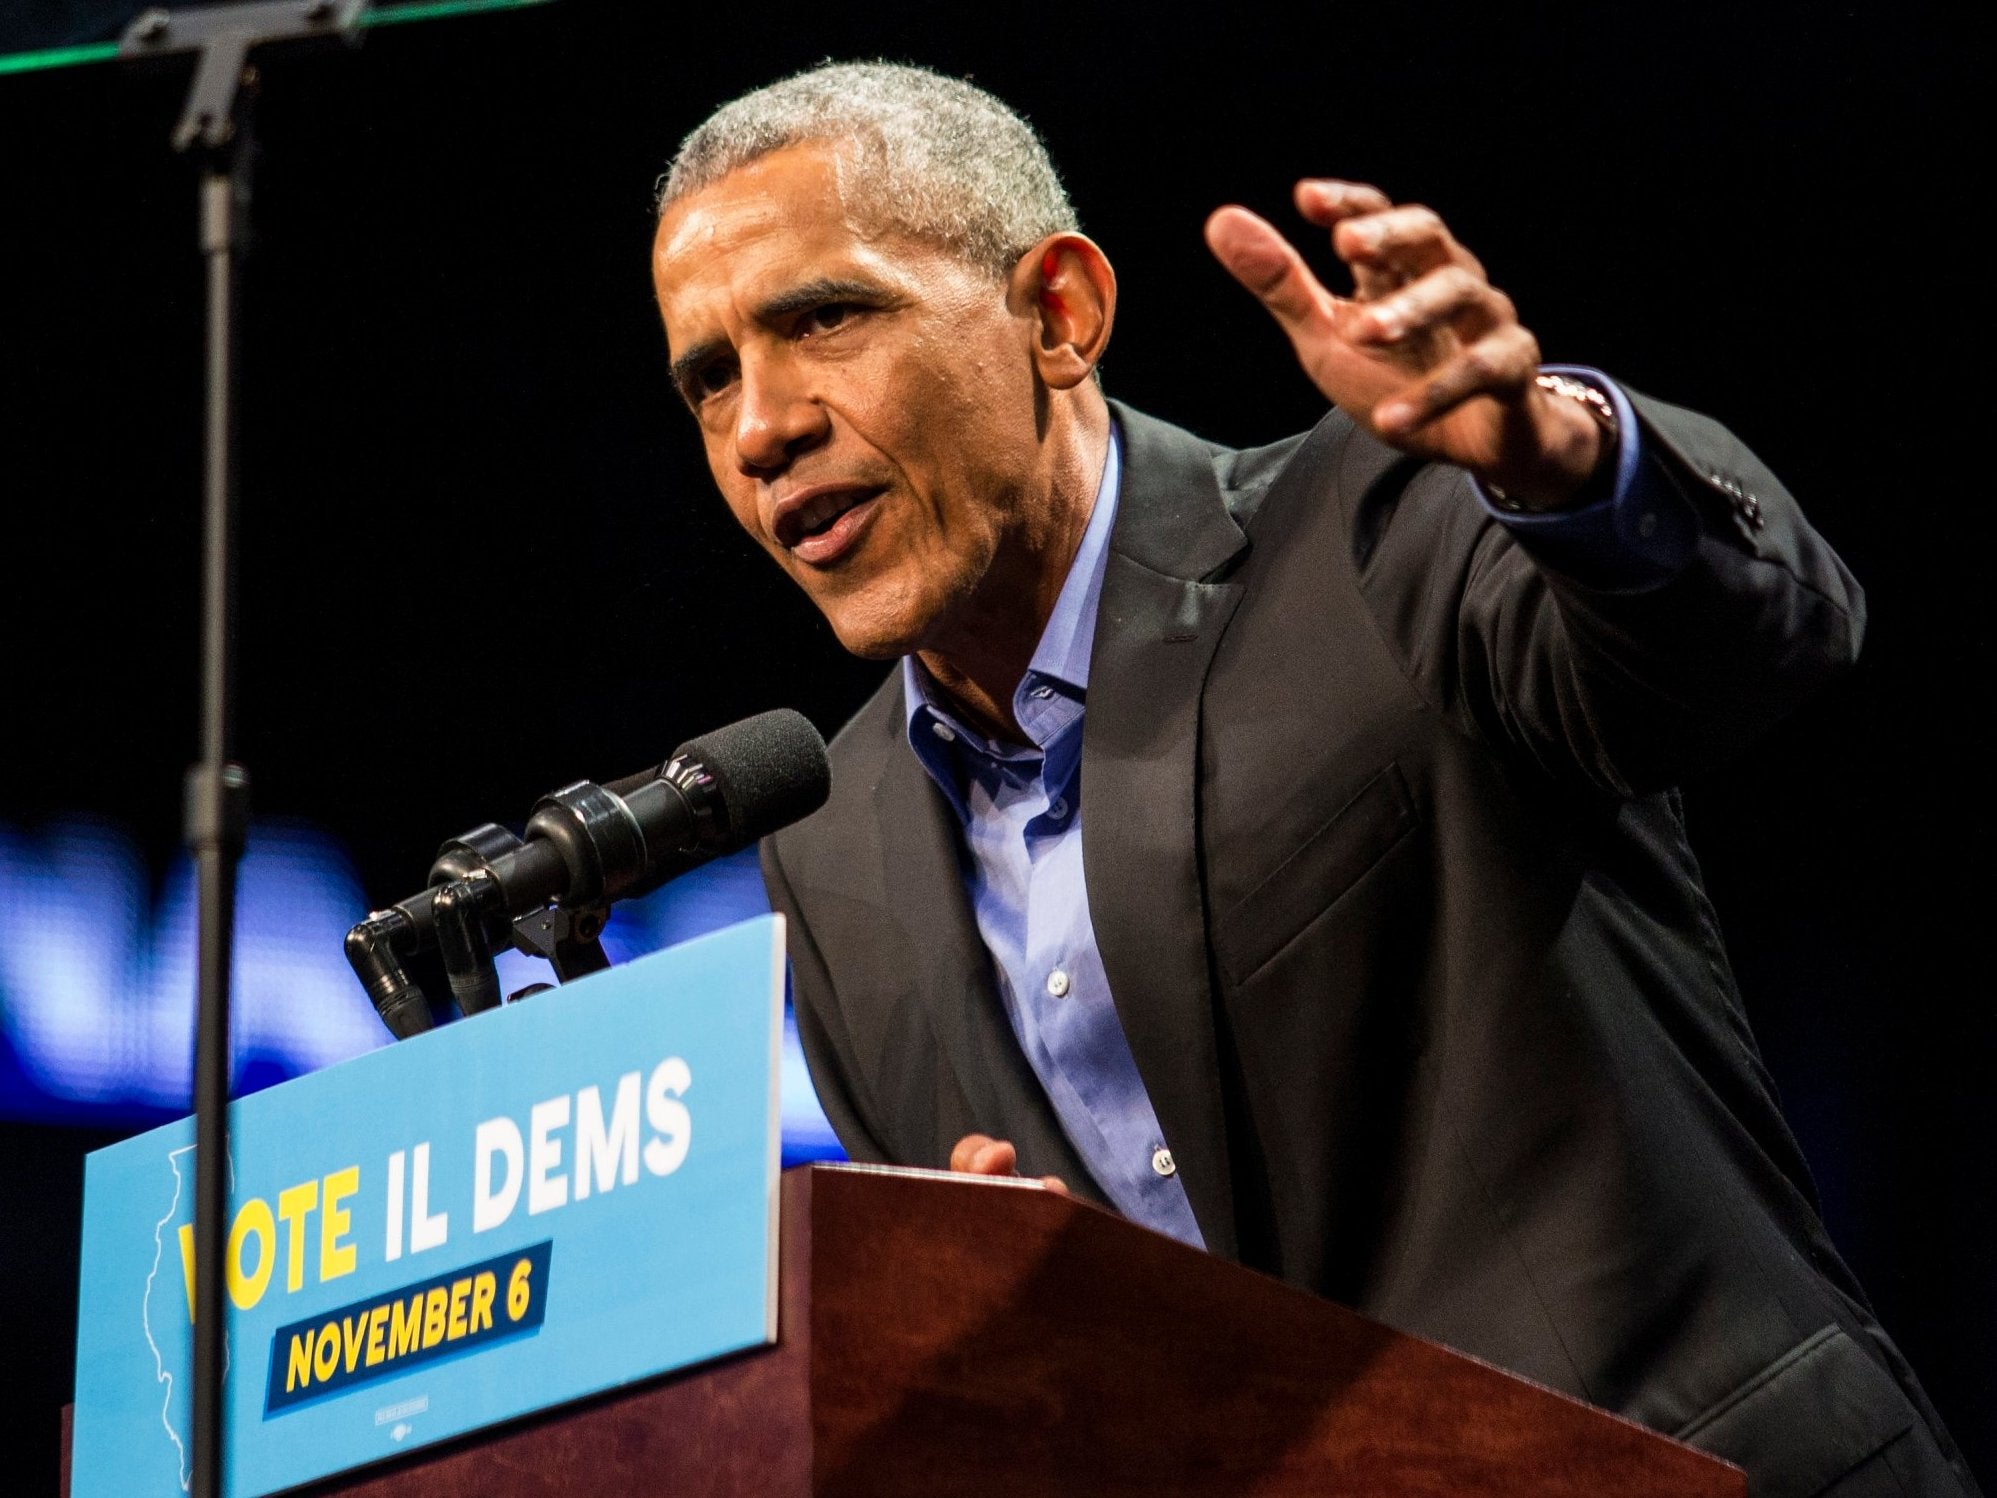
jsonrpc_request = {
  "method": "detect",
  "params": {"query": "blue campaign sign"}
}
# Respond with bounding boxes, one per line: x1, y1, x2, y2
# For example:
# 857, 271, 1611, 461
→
71, 914, 785, 1497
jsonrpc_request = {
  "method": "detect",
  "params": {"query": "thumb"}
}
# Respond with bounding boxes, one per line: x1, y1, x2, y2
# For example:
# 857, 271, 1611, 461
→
1204, 206, 1340, 335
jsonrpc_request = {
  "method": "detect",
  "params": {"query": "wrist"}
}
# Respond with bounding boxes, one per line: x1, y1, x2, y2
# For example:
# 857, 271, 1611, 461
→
1486, 373, 1619, 513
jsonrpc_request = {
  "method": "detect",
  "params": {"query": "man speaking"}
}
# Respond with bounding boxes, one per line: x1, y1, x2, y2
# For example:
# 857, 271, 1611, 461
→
649, 62, 1975, 1495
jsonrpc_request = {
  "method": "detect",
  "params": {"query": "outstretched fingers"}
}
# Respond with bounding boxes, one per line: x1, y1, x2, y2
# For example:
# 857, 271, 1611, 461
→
1302, 183, 1488, 307
1211, 176, 1571, 486
1350, 264, 1515, 347
1293, 177, 1393, 228
1374, 322, 1540, 437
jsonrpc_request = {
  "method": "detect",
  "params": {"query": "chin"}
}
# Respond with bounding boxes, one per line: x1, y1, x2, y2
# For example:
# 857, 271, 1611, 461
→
807, 560, 963, 663
829, 626, 911, 663
819, 595, 931, 663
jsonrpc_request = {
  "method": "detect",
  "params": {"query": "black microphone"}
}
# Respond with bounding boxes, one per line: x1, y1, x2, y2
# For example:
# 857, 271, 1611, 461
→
346, 708, 830, 1037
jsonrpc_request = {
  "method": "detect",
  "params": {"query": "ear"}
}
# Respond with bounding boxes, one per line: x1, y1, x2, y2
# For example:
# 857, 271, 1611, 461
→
1009, 233, 1116, 389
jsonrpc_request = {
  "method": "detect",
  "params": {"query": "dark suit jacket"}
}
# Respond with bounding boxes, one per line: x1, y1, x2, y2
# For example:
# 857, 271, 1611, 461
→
763, 397, 1975, 1495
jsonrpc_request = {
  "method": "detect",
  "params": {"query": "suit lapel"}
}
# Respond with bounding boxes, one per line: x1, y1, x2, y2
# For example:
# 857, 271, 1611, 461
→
869, 697, 1098, 1197
1083, 404, 1250, 1257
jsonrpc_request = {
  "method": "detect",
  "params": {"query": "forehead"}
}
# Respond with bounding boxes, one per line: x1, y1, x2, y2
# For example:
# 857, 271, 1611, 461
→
657, 142, 854, 267
653, 144, 894, 337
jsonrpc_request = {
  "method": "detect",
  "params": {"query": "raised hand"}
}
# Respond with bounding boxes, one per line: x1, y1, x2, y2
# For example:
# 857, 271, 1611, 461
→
1205, 180, 1604, 510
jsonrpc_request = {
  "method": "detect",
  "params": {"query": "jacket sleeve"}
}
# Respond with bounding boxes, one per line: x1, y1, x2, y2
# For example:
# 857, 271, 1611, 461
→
1341, 385, 1866, 798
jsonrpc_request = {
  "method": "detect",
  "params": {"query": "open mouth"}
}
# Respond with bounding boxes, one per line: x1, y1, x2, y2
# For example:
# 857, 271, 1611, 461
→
774, 485, 884, 565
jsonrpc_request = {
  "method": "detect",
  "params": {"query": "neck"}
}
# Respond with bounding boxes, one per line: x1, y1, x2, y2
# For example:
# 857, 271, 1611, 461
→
916, 392, 1110, 743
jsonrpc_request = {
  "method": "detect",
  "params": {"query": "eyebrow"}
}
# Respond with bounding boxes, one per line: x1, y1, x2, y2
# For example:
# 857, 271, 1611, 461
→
668, 276, 895, 397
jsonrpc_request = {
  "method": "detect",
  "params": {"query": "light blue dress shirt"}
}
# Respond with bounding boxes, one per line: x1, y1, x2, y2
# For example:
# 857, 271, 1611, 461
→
901, 430, 1208, 1248
896, 375, 1687, 1249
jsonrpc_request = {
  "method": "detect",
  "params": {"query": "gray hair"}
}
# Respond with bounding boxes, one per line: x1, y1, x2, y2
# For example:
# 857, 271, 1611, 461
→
657, 62, 1077, 280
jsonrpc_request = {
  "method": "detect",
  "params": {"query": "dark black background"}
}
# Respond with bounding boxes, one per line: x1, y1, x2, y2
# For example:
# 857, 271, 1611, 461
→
2, 0, 1988, 1488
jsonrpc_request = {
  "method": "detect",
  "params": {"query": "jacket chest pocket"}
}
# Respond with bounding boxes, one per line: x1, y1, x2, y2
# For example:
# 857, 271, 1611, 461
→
1211, 760, 1419, 988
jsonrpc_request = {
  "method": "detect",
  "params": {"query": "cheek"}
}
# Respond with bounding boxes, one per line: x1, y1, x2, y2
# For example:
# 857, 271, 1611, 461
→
712, 474, 774, 555
870, 348, 1036, 502
698, 437, 755, 529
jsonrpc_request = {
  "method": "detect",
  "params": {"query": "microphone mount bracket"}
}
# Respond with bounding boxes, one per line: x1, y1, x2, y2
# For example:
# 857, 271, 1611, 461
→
343, 707, 829, 1040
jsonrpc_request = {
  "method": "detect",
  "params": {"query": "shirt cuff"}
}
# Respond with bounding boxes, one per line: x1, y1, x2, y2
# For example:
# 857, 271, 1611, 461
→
1469, 365, 1702, 593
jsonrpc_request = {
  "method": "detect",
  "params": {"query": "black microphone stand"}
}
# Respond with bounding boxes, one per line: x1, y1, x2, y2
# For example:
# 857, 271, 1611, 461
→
117, 6, 367, 1496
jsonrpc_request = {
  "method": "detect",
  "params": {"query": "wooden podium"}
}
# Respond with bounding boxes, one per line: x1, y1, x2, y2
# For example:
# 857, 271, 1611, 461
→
65, 1163, 1744, 1496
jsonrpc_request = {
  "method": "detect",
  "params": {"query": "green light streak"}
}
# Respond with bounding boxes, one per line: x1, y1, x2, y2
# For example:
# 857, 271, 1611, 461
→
0, 0, 556, 74
0, 42, 120, 76
369, 0, 556, 26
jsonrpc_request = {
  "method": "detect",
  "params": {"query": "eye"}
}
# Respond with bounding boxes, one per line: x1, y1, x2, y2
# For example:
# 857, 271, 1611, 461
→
805, 302, 854, 333
690, 359, 736, 400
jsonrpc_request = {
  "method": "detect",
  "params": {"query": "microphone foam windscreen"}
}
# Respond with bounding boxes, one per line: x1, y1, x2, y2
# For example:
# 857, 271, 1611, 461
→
677, 708, 831, 847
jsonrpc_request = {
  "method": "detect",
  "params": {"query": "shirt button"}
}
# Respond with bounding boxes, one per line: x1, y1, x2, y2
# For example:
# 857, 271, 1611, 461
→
1030, 684, 1054, 700
931, 722, 956, 743
1045, 969, 1070, 998
1151, 1147, 1176, 1178
1048, 797, 1069, 819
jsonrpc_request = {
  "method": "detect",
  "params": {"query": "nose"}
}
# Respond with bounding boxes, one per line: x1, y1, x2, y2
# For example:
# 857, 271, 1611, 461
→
732, 349, 827, 477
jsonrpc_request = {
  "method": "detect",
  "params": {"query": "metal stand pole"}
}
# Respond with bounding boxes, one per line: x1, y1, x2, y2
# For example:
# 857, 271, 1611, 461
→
185, 141, 253, 1498
119, 9, 370, 1494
